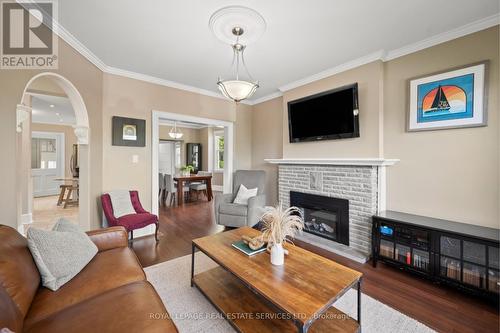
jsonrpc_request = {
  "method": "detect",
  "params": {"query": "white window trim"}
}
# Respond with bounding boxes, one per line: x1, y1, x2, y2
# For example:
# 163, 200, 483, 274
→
213, 129, 224, 172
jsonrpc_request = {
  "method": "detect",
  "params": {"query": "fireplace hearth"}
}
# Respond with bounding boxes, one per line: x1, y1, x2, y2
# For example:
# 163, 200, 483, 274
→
290, 191, 349, 246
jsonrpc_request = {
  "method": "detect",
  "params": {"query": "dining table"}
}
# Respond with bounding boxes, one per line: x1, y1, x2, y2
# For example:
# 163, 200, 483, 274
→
173, 174, 213, 205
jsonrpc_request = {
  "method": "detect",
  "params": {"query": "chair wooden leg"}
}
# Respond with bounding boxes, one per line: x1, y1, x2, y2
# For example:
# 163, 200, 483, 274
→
154, 222, 159, 242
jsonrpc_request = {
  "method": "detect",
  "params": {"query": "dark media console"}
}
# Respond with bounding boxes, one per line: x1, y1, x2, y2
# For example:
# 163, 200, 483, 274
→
372, 211, 500, 300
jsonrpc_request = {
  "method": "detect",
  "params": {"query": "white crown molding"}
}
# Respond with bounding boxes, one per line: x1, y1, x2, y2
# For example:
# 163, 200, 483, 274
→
20, 2, 249, 105
104, 66, 253, 105
55, 21, 107, 72
262, 14, 500, 99
385, 13, 500, 61
279, 50, 386, 92
23, 0, 498, 108
251, 91, 284, 105
265, 158, 399, 167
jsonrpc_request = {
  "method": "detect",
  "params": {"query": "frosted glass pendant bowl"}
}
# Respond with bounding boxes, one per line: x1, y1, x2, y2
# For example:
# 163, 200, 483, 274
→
217, 79, 258, 103
210, 6, 265, 102
168, 122, 183, 139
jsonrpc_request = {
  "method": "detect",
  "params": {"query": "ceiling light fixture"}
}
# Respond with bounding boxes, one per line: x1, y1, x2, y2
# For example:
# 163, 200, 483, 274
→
49, 104, 55, 108
210, 6, 265, 103
217, 27, 258, 103
168, 121, 183, 139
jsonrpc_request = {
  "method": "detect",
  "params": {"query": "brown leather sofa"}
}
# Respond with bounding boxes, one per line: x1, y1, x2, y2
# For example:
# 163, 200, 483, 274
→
0, 225, 178, 333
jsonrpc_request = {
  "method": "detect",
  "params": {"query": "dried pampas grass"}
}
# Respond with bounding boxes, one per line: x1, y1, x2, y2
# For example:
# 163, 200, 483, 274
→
260, 203, 304, 246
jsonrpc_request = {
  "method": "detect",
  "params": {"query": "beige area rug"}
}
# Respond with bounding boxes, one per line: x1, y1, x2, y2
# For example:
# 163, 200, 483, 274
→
145, 253, 435, 333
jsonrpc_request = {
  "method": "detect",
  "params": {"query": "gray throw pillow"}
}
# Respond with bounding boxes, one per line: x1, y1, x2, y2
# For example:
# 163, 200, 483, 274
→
27, 218, 98, 291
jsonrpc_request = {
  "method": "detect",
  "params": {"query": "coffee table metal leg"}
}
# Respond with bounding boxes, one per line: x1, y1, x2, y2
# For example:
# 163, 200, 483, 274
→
191, 243, 195, 287
357, 278, 362, 325
295, 323, 307, 333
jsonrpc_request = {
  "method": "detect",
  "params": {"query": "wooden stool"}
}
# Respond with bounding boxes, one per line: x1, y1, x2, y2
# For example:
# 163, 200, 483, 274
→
63, 186, 79, 208
57, 185, 72, 206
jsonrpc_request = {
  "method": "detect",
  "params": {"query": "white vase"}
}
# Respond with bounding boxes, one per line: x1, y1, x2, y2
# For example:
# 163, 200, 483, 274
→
270, 243, 285, 266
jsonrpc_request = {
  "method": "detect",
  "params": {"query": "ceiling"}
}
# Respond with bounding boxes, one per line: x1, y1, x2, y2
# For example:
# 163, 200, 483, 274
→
57, 0, 499, 101
31, 94, 76, 126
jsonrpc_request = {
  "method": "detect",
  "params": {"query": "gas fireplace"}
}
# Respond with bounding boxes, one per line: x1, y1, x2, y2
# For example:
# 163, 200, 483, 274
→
290, 191, 349, 246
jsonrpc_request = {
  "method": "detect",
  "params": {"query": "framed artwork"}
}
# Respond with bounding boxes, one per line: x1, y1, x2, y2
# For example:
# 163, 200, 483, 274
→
112, 116, 146, 147
407, 61, 488, 132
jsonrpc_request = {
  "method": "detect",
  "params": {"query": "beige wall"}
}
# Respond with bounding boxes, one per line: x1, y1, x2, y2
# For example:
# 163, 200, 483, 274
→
235, 105, 253, 170
251, 97, 284, 205
32, 123, 78, 178
199, 127, 212, 173
251, 26, 499, 228
282, 61, 384, 159
384, 27, 499, 227
2, 22, 497, 232
0, 37, 103, 230
101, 73, 252, 213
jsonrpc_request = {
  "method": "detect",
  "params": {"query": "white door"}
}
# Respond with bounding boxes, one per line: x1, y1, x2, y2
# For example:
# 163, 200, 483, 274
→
158, 141, 176, 175
32, 132, 65, 197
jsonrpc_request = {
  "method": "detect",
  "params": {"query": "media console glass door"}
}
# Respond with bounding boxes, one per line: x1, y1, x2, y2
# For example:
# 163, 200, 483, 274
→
438, 233, 499, 292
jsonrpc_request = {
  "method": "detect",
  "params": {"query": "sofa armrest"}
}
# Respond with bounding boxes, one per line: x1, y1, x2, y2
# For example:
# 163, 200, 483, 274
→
86, 226, 128, 252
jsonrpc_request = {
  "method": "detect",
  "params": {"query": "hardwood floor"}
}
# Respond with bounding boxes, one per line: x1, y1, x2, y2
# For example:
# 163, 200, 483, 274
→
30, 195, 79, 230
132, 200, 499, 333
131, 199, 224, 267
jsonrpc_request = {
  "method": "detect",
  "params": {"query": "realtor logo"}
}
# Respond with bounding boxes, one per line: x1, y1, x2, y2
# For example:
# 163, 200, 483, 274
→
1, 1, 58, 69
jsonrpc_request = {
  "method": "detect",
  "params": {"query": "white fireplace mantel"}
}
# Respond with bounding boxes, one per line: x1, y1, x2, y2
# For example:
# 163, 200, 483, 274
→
265, 158, 399, 167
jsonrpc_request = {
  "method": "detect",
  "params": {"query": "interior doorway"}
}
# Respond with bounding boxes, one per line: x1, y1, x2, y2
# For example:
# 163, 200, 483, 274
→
17, 73, 90, 232
151, 111, 234, 218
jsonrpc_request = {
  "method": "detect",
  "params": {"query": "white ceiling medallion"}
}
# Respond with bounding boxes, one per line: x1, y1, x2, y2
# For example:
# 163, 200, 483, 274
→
209, 6, 266, 46
210, 6, 265, 103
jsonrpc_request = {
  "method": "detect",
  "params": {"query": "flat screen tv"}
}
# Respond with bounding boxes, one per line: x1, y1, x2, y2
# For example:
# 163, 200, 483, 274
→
287, 83, 359, 143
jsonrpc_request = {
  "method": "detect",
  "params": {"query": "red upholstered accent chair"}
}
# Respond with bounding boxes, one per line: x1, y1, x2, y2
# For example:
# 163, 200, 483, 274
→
101, 190, 159, 242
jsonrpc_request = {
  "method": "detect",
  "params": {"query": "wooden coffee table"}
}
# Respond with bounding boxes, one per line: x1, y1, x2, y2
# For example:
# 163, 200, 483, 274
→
191, 227, 362, 333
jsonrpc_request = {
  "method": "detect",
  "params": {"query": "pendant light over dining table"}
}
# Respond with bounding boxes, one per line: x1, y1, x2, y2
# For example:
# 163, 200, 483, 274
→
210, 6, 266, 103
168, 121, 183, 139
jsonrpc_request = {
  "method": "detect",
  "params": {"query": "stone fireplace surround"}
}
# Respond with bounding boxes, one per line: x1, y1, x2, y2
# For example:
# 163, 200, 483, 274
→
265, 158, 398, 263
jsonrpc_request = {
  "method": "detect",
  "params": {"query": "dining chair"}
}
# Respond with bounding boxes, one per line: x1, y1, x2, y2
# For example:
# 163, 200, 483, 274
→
189, 171, 212, 201
158, 173, 167, 205
165, 174, 190, 206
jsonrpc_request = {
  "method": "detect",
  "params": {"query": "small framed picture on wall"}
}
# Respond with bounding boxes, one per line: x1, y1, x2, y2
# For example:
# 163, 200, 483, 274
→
112, 116, 146, 147
407, 61, 488, 132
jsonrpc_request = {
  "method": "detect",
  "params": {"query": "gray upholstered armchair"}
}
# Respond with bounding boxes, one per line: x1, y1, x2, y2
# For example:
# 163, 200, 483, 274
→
214, 170, 266, 227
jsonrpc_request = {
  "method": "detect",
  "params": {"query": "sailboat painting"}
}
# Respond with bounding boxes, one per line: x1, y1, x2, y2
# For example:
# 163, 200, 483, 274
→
417, 74, 473, 123
408, 62, 487, 131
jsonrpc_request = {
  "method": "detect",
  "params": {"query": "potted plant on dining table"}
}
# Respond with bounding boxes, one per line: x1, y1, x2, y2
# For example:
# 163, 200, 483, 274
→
180, 165, 194, 177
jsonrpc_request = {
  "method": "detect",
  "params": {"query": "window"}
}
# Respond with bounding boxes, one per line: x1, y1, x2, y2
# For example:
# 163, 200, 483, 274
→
214, 130, 224, 171
31, 138, 57, 169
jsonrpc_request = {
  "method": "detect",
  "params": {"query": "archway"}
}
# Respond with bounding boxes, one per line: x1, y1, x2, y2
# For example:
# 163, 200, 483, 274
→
17, 72, 91, 231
